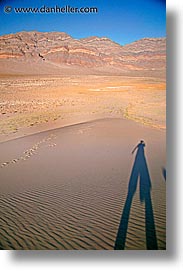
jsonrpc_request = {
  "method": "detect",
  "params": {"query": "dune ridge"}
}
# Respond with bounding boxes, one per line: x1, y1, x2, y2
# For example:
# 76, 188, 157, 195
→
0, 118, 166, 250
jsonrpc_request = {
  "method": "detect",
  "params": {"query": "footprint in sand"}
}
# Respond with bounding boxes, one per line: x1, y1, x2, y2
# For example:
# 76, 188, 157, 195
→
1, 162, 9, 168
0, 134, 57, 169
77, 127, 93, 135
11, 159, 19, 163
47, 143, 57, 148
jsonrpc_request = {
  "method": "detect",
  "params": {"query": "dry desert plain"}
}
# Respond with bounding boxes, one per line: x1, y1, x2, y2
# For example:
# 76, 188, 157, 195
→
0, 74, 166, 250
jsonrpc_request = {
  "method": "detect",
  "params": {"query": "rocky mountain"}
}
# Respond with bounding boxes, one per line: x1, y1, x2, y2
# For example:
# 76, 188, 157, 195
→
0, 31, 166, 77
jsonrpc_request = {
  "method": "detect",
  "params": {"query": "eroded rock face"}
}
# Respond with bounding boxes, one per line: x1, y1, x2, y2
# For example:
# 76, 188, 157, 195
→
0, 31, 166, 75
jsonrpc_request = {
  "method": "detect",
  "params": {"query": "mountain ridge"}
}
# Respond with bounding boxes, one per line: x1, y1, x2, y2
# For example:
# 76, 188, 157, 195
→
0, 31, 166, 77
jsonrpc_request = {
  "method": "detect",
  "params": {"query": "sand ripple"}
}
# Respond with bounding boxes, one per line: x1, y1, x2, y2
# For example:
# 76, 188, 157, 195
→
0, 180, 166, 250
0, 119, 166, 250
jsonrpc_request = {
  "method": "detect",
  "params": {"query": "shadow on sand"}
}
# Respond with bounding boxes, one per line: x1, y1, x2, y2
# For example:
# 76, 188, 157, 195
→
114, 141, 158, 250
162, 167, 166, 182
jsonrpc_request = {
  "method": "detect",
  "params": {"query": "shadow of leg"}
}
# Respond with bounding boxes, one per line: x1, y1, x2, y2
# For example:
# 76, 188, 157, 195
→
114, 194, 133, 250
145, 192, 158, 250
114, 156, 139, 250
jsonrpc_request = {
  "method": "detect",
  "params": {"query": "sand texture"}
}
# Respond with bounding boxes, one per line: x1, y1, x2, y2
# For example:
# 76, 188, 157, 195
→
0, 118, 166, 250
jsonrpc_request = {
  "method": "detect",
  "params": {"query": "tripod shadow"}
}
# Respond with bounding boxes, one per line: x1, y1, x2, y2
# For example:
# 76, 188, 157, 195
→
114, 141, 158, 250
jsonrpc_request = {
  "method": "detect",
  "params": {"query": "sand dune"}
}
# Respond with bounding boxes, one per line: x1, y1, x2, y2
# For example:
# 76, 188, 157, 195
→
0, 118, 166, 250
0, 31, 166, 250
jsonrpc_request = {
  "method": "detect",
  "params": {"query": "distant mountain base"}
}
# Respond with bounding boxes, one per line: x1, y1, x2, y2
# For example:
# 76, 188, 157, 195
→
0, 31, 166, 78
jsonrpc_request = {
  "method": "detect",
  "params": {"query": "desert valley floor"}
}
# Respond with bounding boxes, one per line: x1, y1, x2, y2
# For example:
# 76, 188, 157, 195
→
0, 75, 166, 250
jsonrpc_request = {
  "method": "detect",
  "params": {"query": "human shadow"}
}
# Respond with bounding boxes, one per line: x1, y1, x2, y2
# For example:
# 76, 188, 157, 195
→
114, 140, 158, 250
162, 167, 166, 181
